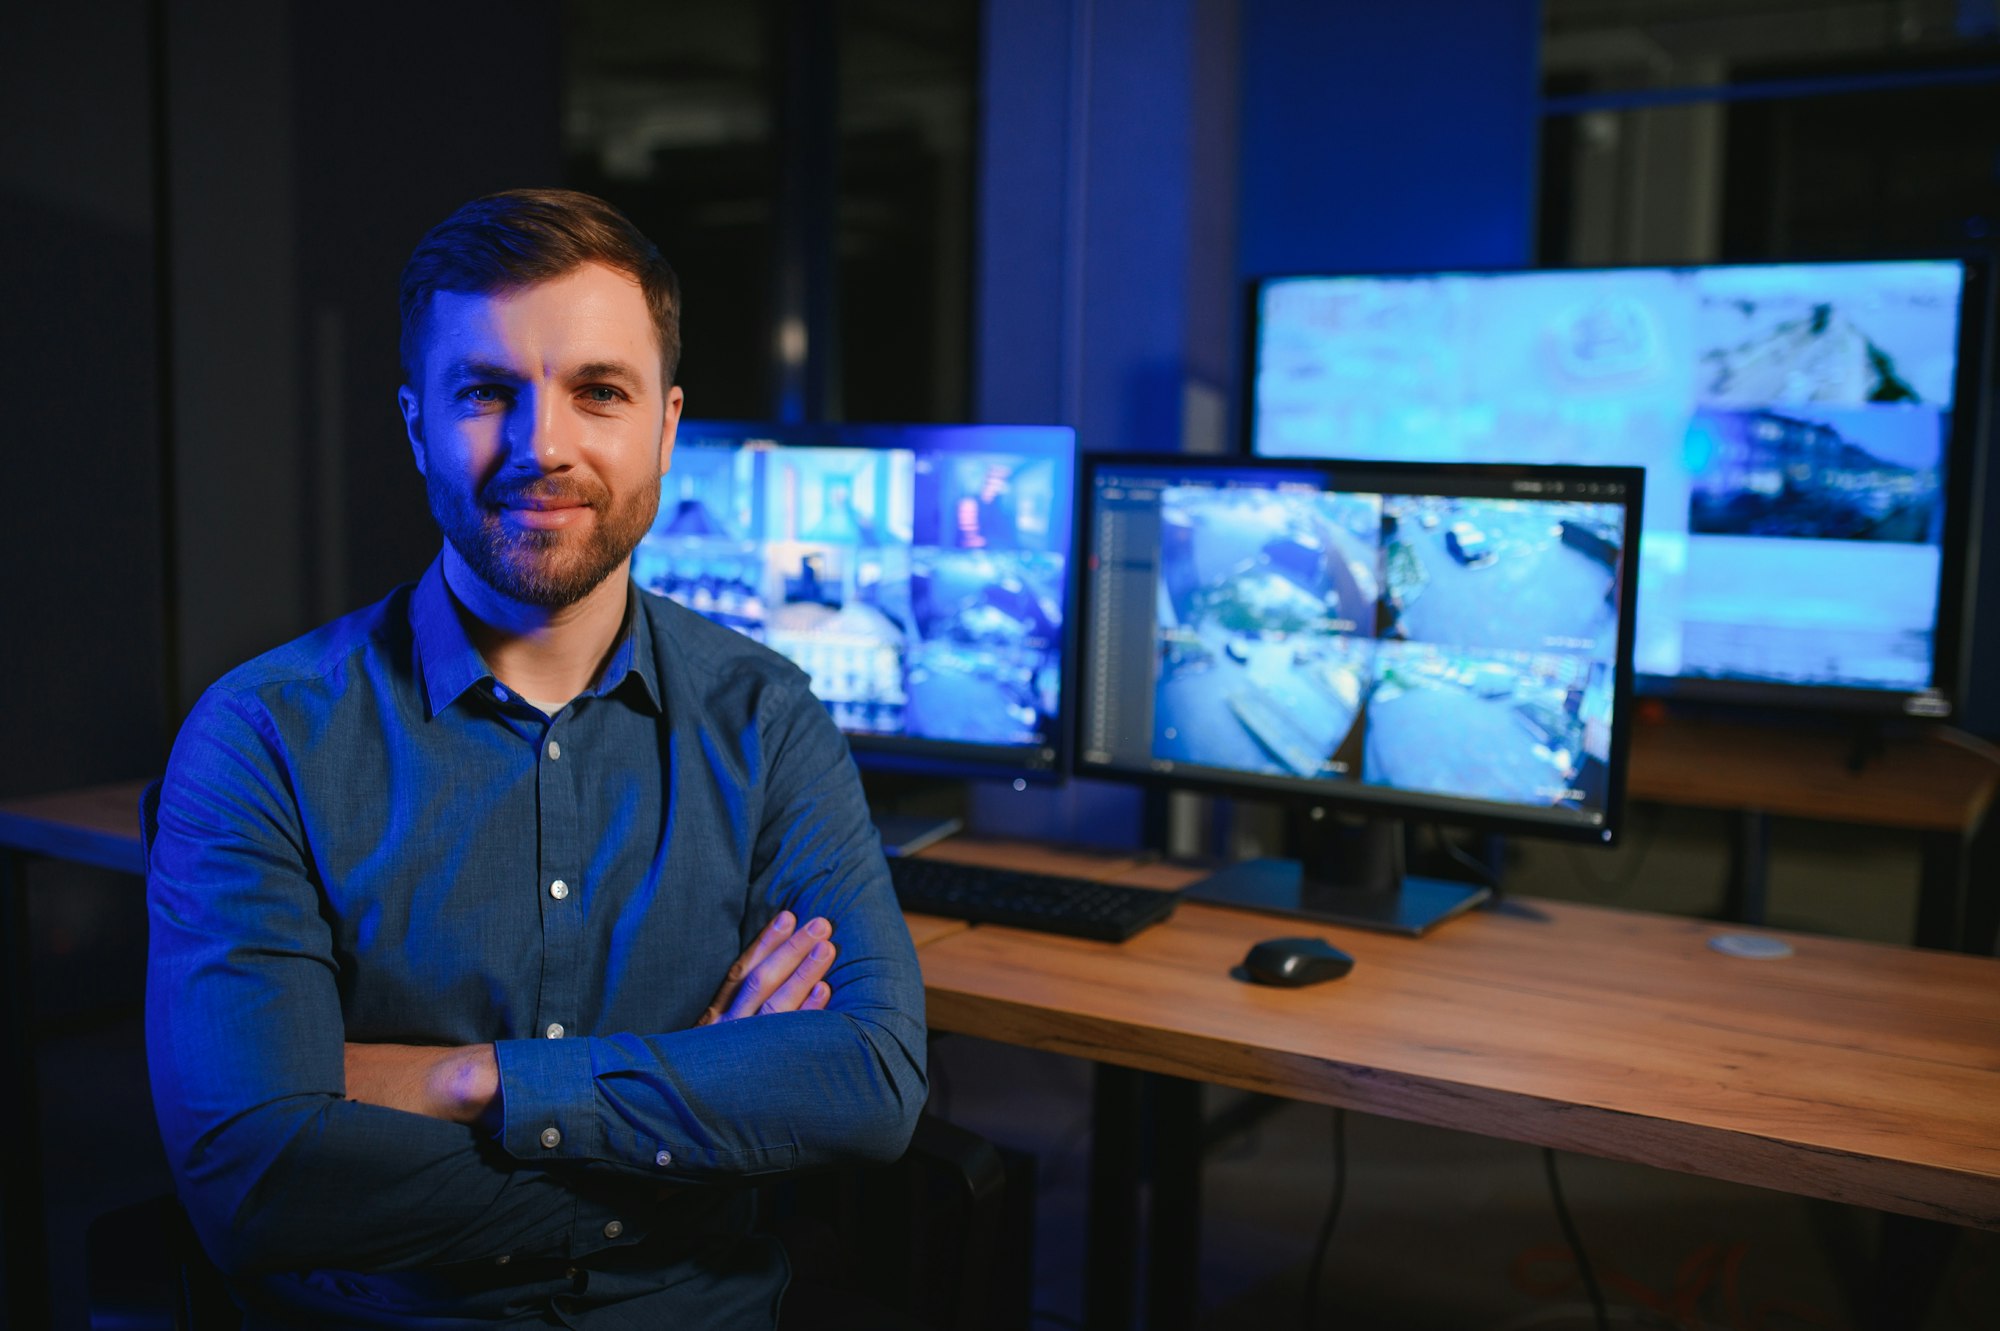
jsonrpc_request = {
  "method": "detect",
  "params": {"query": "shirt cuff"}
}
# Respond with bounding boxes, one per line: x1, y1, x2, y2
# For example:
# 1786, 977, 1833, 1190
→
493, 1035, 602, 1163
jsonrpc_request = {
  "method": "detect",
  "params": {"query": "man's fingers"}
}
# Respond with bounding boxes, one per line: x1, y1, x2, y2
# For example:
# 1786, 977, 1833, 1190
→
704, 911, 797, 1019
723, 916, 832, 1021
759, 937, 836, 1016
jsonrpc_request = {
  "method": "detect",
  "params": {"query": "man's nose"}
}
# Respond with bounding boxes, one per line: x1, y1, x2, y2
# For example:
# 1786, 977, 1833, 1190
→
507, 387, 580, 471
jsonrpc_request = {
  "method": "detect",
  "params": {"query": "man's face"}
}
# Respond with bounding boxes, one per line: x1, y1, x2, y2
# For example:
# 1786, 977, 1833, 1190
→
398, 262, 681, 609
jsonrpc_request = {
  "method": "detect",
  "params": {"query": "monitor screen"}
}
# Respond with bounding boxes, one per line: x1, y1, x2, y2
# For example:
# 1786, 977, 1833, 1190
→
1077, 455, 1643, 845
1247, 259, 1986, 717
635, 421, 1077, 780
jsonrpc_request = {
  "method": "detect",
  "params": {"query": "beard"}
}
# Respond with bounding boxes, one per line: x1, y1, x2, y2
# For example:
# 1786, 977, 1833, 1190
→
428, 467, 661, 609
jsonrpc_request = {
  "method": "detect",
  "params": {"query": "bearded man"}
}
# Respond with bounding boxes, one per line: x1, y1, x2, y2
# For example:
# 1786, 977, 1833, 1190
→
145, 189, 927, 1328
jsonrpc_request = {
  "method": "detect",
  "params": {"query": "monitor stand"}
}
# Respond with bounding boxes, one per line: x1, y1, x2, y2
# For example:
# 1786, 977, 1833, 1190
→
1184, 812, 1489, 937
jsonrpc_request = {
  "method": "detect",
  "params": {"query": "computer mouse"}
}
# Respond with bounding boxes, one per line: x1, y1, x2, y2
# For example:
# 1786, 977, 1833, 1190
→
1242, 936, 1355, 987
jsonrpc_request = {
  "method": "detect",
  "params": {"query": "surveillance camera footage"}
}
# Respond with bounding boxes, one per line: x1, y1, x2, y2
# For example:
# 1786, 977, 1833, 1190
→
631, 425, 1073, 757
1087, 462, 1632, 824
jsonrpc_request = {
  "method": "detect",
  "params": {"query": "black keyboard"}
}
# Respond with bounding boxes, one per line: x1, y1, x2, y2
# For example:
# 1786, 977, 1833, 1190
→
888, 856, 1179, 942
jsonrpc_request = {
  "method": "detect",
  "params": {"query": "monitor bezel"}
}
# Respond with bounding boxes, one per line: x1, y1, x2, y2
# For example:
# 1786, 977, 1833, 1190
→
1072, 452, 1646, 847
660, 419, 1080, 785
1240, 255, 1992, 721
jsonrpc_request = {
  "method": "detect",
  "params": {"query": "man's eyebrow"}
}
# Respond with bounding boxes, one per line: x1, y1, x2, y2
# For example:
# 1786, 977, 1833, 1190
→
441, 360, 524, 385
570, 360, 646, 387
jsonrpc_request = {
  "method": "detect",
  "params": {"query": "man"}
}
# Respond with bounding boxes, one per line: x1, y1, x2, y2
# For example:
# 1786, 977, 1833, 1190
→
146, 189, 927, 1328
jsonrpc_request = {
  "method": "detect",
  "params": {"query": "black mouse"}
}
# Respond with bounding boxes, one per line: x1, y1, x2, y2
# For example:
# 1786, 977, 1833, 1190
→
1242, 936, 1355, 987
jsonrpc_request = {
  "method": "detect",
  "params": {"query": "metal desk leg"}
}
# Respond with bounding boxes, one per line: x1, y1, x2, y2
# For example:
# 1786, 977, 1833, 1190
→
1085, 1067, 1204, 1331
1723, 810, 1769, 926
1, 850, 52, 1330
1087, 1065, 1144, 1330
1914, 829, 1965, 952
1145, 1075, 1202, 1331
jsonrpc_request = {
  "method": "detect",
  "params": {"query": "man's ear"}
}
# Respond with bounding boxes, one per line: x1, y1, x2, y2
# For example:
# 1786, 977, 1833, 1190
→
398, 383, 427, 477
658, 384, 684, 475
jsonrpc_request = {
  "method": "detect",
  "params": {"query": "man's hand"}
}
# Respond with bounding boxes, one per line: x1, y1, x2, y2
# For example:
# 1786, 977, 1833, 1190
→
345, 1042, 499, 1128
698, 909, 836, 1026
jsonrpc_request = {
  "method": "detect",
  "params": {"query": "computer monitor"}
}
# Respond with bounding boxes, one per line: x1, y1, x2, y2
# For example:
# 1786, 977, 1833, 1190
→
1247, 259, 1988, 719
635, 421, 1077, 804
1076, 454, 1644, 935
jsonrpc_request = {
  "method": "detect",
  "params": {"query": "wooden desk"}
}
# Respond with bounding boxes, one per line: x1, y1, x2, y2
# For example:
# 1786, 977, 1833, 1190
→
914, 839, 2000, 1326
1626, 719, 1999, 949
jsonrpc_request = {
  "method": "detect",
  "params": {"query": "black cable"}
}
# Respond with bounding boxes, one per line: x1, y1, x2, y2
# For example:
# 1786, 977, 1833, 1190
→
1029, 1311, 1086, 1330
1435, 825, 1500, 890
1300, 1108, 1347, 1331
1542, 1147, 1610, 1331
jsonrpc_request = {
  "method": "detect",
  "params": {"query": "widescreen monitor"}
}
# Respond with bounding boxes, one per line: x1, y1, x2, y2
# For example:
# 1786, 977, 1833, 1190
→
1077, 454, 1644, 934
634, 421, 1076, 786
1248, 259, 1988, 717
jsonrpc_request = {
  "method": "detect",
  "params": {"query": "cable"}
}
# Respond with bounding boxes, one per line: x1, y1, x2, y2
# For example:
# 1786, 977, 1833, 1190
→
1542, 1148, 1610, 1331
1435, 825, 1500, 889
1029, 1311, 1087, 1330
1300, 1108, 1347, 1331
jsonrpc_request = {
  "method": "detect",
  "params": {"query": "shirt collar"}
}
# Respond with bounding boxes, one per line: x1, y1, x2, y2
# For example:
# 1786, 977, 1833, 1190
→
410, 557, 664, 718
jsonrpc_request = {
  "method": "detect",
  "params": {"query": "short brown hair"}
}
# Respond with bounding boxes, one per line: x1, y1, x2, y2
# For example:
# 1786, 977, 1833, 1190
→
399, 188, 681, 387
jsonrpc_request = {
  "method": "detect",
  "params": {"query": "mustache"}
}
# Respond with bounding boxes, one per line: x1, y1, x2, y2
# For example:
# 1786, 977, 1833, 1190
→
479, 476, 606, 510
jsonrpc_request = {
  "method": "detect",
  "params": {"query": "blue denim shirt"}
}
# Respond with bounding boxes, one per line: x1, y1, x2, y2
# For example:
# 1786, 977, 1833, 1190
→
146, 559, 927, 1326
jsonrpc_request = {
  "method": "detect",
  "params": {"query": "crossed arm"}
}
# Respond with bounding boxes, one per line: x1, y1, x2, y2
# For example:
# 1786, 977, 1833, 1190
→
148, 680, 927, 1277
343, 910, 840, 1125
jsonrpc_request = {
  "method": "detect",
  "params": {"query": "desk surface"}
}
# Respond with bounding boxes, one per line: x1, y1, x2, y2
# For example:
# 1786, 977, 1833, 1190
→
914, 840, 2000, 1232
0, 778, 149, 874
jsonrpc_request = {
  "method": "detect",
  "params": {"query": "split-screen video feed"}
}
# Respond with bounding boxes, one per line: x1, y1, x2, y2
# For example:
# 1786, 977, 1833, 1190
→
1150, 481, 1624, 812
633, 440, 1068, 750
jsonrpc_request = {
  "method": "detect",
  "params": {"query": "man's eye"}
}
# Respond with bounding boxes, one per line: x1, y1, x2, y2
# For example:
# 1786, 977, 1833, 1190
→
462, 385, 507, 404
582, 385, 624, 404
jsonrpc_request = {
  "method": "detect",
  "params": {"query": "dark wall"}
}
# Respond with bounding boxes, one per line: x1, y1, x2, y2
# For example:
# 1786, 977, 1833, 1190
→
0, 0, 567, 802
0, 1, 169, 798
1236, 0, 1541, 280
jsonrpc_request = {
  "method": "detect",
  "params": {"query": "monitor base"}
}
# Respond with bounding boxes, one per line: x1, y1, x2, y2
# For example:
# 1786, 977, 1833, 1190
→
1185, 857, 1491, 937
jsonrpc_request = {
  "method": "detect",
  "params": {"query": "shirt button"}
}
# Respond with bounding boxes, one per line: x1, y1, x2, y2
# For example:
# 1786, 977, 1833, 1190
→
493, 685, 509, 702
494, 1254, 511, 1266
655, 1149, 672, 1167
546, 1022, 565, 1039
540, 1126, 562, 1149
603, 1220, 624, 1239
547, 739, 561, 760
550, 880, 569, 900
